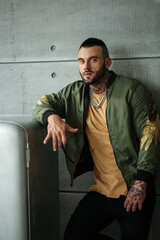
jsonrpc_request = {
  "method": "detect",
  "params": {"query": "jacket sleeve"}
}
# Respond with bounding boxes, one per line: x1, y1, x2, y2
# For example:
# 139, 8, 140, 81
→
130, 81, 160, 183
32, 90, 66, 125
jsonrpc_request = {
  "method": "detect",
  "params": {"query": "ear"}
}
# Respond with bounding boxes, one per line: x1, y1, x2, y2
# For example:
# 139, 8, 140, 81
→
105, 58, 112, 69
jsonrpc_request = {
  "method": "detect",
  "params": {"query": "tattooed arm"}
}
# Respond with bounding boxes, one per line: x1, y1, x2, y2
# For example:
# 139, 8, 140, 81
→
124, 180, 147, 212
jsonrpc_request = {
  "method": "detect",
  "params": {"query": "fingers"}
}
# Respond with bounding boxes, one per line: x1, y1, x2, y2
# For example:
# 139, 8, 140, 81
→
124, 180, 147, 213
53, 126, 78, 151
132, 202, 138, 212
50, 130, 66, 151
124, 198, 132, 212
124, 197, 143, 212
124, 200, 137, 212
44, 131, 64, 151
61, 132, 67, 146
138, 202, 143, 211
67, 125, 79, 133
53, 132, 61, 151
44, 120, 78, 151
43, 132, 52, 145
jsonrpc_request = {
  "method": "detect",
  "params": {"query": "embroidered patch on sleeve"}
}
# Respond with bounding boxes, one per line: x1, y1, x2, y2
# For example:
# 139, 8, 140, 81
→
140, 102, 160, 151
37, 95, 49, 105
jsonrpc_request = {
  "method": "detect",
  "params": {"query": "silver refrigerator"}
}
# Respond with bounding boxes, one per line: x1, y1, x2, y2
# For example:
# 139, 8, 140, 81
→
0, 115, 60, 240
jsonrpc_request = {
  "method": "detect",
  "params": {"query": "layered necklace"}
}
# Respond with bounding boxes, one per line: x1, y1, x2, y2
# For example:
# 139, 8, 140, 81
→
89, 86, 107, 109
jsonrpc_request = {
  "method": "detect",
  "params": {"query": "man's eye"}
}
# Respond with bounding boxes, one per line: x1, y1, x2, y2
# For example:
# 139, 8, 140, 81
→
79, 60, 84, 64
91, 58, 97, 62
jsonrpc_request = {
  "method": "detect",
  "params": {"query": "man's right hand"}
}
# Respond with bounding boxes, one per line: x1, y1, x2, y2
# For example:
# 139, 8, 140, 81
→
43, 114, 78, 151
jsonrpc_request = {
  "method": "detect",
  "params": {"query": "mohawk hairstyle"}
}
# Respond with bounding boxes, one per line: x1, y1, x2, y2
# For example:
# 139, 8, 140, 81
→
79, 38, 109, 59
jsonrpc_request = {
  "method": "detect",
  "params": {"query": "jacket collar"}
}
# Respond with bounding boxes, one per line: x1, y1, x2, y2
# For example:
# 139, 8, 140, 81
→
107, 71, 117, 89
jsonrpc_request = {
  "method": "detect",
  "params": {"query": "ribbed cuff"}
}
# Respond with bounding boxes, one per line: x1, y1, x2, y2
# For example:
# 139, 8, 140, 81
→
135, 169, 154, 184
42, 110, 56, 126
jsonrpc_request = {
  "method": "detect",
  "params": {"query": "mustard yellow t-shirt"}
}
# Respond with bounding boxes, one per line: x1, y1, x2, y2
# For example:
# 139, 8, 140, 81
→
85, 92, 128, 198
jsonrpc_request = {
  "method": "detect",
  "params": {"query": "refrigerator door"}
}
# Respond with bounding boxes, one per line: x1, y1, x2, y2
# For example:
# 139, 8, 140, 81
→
0, 115, 60, 240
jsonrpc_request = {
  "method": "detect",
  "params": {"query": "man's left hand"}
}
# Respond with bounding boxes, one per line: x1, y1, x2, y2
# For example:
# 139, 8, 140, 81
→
124, 180, 147, 212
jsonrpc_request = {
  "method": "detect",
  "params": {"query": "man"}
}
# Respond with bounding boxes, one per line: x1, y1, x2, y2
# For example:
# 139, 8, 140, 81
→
33, 38, 160, 240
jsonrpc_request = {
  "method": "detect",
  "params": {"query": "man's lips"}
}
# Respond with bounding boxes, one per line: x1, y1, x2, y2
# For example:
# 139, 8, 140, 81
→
83, 71, 94, 77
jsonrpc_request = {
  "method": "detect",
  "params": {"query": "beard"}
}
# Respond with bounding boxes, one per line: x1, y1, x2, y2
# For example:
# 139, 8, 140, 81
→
79, 63, 106, 85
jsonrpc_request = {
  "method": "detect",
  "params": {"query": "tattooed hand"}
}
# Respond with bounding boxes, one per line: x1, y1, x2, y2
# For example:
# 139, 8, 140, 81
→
124, 180, 147, 212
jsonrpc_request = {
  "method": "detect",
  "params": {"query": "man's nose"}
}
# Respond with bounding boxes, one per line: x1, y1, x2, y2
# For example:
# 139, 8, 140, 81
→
84, 61, 91, 70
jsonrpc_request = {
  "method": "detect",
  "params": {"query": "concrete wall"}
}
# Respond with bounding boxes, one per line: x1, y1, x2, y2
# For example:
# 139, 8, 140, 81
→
0, 0, 160, 239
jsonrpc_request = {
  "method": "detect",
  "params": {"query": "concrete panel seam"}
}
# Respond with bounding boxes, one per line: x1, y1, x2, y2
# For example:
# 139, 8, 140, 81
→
1, 56, 160, 65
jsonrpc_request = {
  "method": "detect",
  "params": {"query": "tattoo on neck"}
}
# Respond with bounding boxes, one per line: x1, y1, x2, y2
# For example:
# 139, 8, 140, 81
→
90, 84, 105, 94
90, 70, 110, 94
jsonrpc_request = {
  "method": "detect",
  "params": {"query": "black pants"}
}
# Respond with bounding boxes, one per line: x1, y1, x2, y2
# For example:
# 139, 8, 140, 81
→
64, 188, 155, 240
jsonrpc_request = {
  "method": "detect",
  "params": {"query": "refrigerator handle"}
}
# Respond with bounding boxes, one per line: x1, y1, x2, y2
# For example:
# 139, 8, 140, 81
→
26, 143, 31, 240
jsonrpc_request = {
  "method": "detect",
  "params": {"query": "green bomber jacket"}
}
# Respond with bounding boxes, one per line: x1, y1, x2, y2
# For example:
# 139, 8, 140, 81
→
33, 72, 160, 189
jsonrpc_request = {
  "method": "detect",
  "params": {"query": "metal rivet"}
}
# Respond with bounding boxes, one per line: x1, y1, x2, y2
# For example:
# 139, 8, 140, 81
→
51, 72, 56, 78
51, 45, 56, 51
